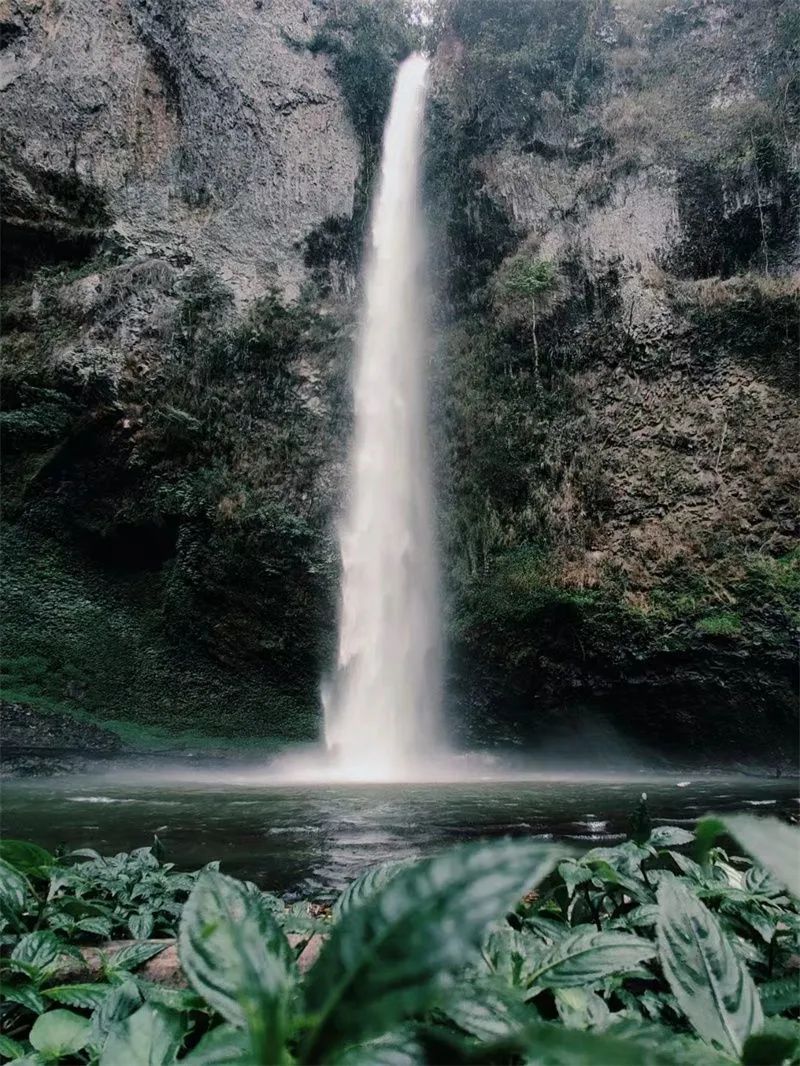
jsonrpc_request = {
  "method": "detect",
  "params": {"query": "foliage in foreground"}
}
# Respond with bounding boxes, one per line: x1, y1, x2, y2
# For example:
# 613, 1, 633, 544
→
1, 814, 799, 1064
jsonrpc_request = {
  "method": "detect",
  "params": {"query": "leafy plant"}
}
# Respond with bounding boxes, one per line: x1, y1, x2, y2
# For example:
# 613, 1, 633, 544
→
1, 817, 799, 1063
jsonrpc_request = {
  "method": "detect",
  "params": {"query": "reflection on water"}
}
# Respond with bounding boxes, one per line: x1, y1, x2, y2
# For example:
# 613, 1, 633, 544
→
2, 772, 797, 898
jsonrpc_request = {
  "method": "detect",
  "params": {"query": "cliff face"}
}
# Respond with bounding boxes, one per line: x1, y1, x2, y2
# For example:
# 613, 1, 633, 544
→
429, 0, 799, 759
1, 0, 798, 761
1, 0, 359, 297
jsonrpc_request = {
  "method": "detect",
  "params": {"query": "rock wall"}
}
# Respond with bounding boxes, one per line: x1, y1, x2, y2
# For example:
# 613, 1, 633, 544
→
1, 0, 797, 761
1, 0, 360, 298
427, 0, 799, 759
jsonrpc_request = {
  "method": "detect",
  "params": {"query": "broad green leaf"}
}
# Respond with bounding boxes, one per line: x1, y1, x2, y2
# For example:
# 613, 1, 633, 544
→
0, 859, 32, 922
744, 866, 783, 898
181, 1024, 251, 1064
108, 940, 169, 972
698, 816, 800, 898
557, 861, 592, 897
11, 931, 68, 972
657, 875, 763, 1056
440, 977, 534, 1041
332, 860, 412, 921
604, 1018, 737, 1065
179, 871, 295, 1058
650, 827, 695, 848
89, 980, 143, 1051
100, 1004, 184, 1066
2, 982, 46, 1013
554, 987, 611, 1030
759, 976, 800, 1016
76, 916, 113, 937
0, 1034, 27, 1060
526, 929, 656, 992
523, 916, 569, 943
0, 842, 54, 877
30, 1010, 91, 1057
129, 911, 154, 940
67, 848, 104, 861
44, 983, 110, 1009
731, 904, 778, 945
137, 980, 205, 1012
302, 839, 564, 1061
583, 842, 649, 877
332, 1029, 425, 1066
521, 1019, 693, 1065
608, 903, 659, 930
485, 925, 549, 988
586, 860, 651, 904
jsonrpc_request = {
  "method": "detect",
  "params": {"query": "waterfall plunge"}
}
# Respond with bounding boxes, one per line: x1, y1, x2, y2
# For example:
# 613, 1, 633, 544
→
324, 54, 443, 782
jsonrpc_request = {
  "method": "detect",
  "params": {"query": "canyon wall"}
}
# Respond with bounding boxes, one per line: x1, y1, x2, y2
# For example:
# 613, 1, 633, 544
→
2, 0, 797, 762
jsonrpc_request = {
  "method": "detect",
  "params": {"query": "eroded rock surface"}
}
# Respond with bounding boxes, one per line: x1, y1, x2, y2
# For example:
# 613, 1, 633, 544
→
1, 0, 360, 298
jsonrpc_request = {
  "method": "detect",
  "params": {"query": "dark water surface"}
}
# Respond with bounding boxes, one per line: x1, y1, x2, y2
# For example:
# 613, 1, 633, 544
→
2, 771, 797, 898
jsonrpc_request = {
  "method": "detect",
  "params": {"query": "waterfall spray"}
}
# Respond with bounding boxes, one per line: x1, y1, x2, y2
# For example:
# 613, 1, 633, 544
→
324, 54, 442, 782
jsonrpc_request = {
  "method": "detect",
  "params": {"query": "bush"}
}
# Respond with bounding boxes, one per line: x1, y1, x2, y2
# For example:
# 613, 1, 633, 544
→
1, 815, 799, 1063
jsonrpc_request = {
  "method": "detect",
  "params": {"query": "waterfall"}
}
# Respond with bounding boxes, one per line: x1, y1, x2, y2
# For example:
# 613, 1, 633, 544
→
324, 53, 442, 782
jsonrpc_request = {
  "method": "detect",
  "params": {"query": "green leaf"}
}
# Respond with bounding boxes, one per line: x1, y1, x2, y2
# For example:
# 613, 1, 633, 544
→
2, 982, 46, 1013
523, 916, 569, 943
440, 977, 534, 1041
602, 1019, 737, 1065
0, 858, 32, 922
485, 925, 549, 988
77, 916, 113, 937
333, 860, 412, 921
554, 987, 611, 1030
608, 904, 660, 930
179, 871, 295, 1060
99, 1004, 185, 1066
332, 1030, 425, 1066
0, 1034, 27, 1060
698, 816, 800, 898
302, 839, 564, 1061
108, 941, 169, 972
649, 827, 695, 848
89, 980, 143, 1052
30, 1010, 91, 1057
744, 867, 783, 898
520, 1019, 694, 1065
657, 874, 763, 1056
11, 931, 67, 972
0, 842, 55, 877
129, 911, 154, 940
44, 983, 110, 1009
759, 976, 800, 1016
181, 1025, 251, 1064
137, 980, 205, 1012
526, 929, 656, 992
557, 860, 593, 897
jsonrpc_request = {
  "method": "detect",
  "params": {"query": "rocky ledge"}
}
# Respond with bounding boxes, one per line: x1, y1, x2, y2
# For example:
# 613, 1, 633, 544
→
1, 700, 123, 776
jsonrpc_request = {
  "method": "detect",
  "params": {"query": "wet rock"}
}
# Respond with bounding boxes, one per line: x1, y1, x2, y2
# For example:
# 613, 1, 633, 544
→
0, 701, 123, 776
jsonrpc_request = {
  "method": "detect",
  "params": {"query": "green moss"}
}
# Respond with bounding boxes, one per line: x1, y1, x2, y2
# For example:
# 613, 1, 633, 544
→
0, 523, 319, 744
695, 611, 744, 638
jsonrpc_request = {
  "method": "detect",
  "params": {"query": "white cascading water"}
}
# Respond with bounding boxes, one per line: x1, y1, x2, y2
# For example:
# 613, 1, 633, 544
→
323, 53, 443, 782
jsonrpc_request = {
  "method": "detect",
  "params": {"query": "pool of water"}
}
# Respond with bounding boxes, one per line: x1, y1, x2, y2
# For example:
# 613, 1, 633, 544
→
2, 770, 797, 898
